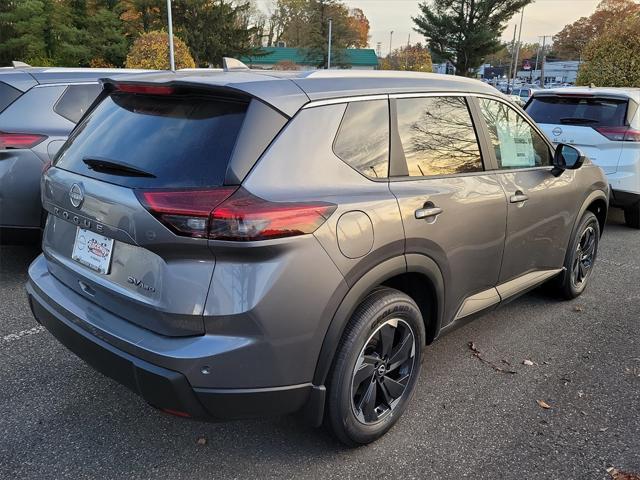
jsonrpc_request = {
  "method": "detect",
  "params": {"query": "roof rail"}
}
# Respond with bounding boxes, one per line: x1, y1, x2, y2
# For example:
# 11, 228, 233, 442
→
12, 61, 31, 68
222, 57, 249, 72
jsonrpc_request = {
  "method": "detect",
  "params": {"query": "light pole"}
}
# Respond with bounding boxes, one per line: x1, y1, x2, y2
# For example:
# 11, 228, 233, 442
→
327, 18, 333, 69
389, 30, 394, 57
512, 7, 525, 86
166, 0, 175, 71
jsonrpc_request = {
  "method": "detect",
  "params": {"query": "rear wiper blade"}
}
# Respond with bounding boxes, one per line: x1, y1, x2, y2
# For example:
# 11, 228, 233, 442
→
83, 157, 156, 178
559, 117, 600, 125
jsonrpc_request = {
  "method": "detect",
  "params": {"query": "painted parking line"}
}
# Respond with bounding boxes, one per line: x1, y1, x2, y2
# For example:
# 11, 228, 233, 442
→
1, 326, 45, 345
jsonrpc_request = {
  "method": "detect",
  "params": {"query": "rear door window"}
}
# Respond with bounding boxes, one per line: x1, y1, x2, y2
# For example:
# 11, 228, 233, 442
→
396, 96, 484, 177
333, 100, 389, 179
0, 81, 23, 114
54, 84, 103, 123
526, 96, 629, 127
55, 92, 248, 188
479, 98, 552, 169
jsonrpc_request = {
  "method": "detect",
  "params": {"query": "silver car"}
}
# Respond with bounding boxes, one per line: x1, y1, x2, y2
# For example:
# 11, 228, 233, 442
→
0, 65, 148, 242
27, 67, 609, 445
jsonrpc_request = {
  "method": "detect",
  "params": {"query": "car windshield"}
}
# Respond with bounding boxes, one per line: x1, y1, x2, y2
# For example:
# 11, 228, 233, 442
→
526, 96, 628, 127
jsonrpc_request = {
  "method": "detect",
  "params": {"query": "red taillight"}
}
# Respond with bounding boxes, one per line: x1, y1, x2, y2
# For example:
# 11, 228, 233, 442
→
136, 187, 336, 241
0, 131, 47, 150
209, 188, 337, 241
115, 84, 175, 95
137, 188, 237, 237
594, 126, 640, 142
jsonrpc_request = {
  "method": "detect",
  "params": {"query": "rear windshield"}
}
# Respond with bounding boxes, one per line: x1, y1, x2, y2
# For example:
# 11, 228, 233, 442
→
526, 96, 628, 127
54, 92, 248, 188
0, 81, 22, 114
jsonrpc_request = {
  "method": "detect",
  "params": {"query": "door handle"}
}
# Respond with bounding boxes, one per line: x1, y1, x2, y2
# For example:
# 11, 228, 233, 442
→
509, 191, 529, 203
415, 206, 443, 220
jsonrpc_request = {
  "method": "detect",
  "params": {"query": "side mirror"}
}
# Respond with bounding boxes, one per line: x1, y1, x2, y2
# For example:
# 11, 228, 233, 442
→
552, 143, 585, 176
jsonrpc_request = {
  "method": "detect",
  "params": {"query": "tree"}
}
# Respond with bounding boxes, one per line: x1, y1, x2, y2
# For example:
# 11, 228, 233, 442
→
576, 14, 640, 87
171, 0, 262, 66
413, 0, 532, 76
0, 0, 47, 66
125, 30, 195, 68
381, 43, 433, 72
348, 8, 369, 48
553, 0, 640, 60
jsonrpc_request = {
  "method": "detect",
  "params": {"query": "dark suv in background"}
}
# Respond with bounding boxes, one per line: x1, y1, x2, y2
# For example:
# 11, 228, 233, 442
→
0, 64, 148, 241
27, 68, 608, 445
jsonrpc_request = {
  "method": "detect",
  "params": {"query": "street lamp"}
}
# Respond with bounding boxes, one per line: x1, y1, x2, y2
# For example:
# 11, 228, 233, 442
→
166, 0, 175, 71
327, 18, 333, 69
389, 30, 394, 57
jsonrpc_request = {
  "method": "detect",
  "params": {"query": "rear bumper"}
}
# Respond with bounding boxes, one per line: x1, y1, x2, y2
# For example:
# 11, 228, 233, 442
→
26, 255, 315, 421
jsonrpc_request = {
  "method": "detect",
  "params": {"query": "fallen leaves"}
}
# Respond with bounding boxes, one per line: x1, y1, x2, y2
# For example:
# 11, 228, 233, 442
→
607, 467, 640, 480
536, 399, 552, 410
523, 359, 535, 366
196, 436, 207, 446
573, 305, 584, 312
467, 342, 517, 374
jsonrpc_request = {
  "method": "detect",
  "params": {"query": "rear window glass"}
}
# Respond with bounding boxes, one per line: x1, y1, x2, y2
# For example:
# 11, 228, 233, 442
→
0, 81, 22, 113
54, 92, 248, 188
54, 84, 102, 123
526, 96, 628, 127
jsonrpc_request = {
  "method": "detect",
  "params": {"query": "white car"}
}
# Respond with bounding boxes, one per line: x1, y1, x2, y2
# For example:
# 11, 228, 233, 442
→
526, 87, 640, 228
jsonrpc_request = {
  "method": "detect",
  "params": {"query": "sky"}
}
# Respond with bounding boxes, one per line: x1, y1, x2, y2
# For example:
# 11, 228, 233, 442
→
256, 0, 602, 55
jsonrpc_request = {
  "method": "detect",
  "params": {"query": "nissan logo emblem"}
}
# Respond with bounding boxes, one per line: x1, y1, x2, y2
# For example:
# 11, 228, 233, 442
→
552, 127, 563, 137
69, 183, 84, 208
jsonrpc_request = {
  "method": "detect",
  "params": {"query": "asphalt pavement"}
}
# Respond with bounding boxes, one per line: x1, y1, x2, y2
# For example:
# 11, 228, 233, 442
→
1, 209, 638, 479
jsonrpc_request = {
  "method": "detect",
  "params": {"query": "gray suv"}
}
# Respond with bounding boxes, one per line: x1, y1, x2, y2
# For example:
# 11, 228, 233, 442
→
0, 65, 147, 241
27, 69, 609, 445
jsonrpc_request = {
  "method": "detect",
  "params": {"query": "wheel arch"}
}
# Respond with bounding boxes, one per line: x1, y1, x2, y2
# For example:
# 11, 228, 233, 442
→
311, 254, 445, 388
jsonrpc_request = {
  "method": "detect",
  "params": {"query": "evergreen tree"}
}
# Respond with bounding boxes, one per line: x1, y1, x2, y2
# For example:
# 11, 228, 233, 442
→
0, 0, 47, 65
413, 0, 532, 76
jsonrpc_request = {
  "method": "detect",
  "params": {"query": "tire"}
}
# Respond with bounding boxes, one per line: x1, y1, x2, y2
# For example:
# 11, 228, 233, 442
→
624, 203, 640, 229
558, 211, 600, 299
325, 287, 425, 446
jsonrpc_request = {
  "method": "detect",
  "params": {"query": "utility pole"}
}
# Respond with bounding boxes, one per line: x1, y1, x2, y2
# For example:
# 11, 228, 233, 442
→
327, 18, 333, 69
508, 24, 517, 92
540, 35, 549, 89
512, 7, 525, 86
166, 0, 175, 71
405, 34, 410, 70
531, 37, 542, 83
389, 30, 394, 57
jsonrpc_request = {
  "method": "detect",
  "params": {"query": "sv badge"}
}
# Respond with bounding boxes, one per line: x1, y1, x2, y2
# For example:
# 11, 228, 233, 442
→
127, 276, 156, 293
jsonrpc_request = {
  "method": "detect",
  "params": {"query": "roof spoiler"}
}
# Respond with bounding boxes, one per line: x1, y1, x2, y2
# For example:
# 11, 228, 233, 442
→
222, 57, 249, 72
12, 61, 31, 68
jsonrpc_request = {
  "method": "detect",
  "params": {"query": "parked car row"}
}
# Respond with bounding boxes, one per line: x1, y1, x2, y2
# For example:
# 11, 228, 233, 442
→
525, 87, 640, 228
0, 63, 627, 445
0, 65, 149, 240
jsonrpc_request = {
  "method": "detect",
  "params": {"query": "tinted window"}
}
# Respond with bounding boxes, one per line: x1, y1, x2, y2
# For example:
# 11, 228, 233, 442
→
54, 84, 102, 123
0, 81, 22, 114
334, 100, 389, 179
55, 92, 247, 188
479, 98, 552, 169
397, 96, 483, 177
526, 96, 628, 127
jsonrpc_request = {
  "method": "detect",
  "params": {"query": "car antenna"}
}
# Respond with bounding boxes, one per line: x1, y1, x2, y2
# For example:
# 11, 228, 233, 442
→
222, 57, 250, 72
12, 61, 31, 68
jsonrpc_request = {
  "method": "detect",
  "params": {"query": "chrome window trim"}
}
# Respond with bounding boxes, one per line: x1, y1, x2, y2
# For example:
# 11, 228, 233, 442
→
302, 94, 390, 109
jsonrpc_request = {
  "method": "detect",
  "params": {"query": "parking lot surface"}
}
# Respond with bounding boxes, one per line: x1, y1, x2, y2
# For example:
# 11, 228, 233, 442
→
1, 209, 638, 480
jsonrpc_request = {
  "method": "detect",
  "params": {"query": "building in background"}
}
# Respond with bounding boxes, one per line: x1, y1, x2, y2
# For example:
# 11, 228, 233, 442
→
240, 47, 378, 70
517, 60, 581, 85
